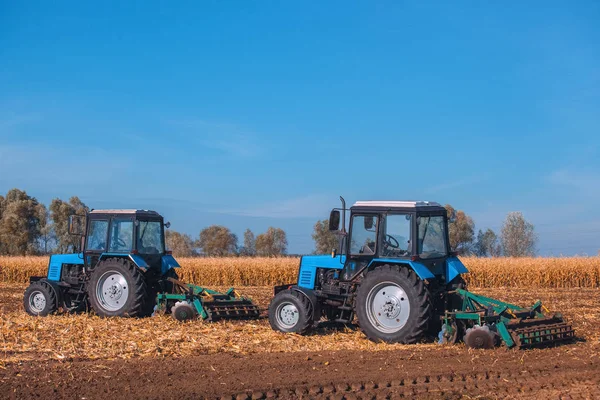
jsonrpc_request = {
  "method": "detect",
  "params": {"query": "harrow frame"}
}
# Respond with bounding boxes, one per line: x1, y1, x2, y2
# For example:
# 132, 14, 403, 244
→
156, 278, 260, 321
442, 289, 575, 348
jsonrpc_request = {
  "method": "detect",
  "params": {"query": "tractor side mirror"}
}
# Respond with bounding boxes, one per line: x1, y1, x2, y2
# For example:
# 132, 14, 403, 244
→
364, 216, 374, 230
165, 221, 171, 229
68, 215, 85, 236
328, 210, 340, 231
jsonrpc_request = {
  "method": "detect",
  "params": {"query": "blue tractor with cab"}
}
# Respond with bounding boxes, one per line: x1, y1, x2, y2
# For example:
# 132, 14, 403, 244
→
24, 209, 259, 321
24, 209, 181, 317
268, 198, 574, 349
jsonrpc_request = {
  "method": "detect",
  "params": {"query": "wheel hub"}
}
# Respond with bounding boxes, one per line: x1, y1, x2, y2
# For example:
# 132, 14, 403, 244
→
29, 291, 46, 313
96, 271, 129, 311
366, 282, 410, 333
276, 303, 299, 328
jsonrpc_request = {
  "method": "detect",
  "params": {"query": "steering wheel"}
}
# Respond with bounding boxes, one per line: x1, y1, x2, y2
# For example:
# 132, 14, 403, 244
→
384, 234, 400, 249
115, 237, 127, 248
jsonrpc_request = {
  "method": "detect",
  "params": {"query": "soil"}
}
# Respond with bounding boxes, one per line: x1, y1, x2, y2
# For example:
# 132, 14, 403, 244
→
2, 346, 599, 399
2, 284, 599, 399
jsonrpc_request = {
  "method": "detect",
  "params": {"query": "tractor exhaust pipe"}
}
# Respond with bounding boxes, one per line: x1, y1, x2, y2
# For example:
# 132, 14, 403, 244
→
339, 196, 346, 234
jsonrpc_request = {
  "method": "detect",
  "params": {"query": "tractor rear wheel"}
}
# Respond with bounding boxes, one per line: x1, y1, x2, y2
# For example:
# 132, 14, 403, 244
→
88, 258, 148, 317
268, 290, 313, 334
355, 265, 432, 343
23, 280, 58, 316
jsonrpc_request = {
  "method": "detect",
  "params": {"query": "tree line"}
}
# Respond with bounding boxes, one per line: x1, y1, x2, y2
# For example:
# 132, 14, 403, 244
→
0, 188, 290, 257
0, 188, 536, 257
311, 204, 538, 257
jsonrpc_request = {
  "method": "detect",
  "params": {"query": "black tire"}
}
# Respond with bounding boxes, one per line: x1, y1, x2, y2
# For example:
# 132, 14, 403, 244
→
23, 280, 58, 316
268, 289, 313, 334
88, 258, 148, 317
355, 265, 432, 343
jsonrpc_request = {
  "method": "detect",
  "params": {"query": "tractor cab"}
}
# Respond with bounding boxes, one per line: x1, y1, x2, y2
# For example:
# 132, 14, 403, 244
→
81, 209, 169, 271
330, 200, 455, 283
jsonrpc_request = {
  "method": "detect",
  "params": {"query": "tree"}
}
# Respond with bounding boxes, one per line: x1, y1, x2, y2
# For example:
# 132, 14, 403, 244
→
312, 219, 338, 254
444, 204, 475, 254
474, 228, 501, 257
255, 227, 287, 256
39, 207, 56, 254
239, 228, 256, 256
197, 225, 238, 256
49, 196, 89, 253
165, 230, 196, 257
501, 212, 537, 257
0, 189, 47, 255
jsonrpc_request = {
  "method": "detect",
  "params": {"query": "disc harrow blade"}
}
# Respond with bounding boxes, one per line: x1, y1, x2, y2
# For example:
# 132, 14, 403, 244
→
203, 300, 261, 321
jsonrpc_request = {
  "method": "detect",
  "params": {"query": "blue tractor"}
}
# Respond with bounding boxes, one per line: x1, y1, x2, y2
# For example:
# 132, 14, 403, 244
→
268, 198, 574, 348
24, 209, 180, 317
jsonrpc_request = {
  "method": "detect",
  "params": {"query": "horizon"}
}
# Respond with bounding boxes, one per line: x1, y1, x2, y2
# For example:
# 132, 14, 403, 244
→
1, 2, 599, 256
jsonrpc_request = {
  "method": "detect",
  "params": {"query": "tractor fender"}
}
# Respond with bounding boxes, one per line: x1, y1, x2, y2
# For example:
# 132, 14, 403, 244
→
366, 259, 436, 280
98, 253, 150, 272
161, 254, 181, 275
39, 278, 63, 309
290, 286, 321, 320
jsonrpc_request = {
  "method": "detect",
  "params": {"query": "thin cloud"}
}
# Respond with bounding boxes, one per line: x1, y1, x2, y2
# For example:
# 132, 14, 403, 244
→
167, 118, 264, 158
0, 113, 41, 134
425, 176, 483, 194
216, 194, 334, 219
547, 168, 600, 196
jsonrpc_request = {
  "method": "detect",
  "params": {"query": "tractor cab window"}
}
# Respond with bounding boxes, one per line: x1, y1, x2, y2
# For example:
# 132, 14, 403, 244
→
382, 214, 412, 257
109, 218, 134, 252
87, 220, 108, 251
137, 220, 164, 254
417, 215, 447, 259
350, 215, 378, 255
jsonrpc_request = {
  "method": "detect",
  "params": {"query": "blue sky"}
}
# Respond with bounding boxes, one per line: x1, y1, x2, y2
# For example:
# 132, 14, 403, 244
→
1, 1, 599, 255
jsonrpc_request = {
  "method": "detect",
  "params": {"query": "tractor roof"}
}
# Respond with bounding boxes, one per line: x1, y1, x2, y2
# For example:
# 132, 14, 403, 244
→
89, 209, 162, 217
351, 201, 446, 213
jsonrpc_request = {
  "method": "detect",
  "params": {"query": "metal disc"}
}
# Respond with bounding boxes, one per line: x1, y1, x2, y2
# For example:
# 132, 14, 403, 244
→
464, 326, 495, 349
28, 291, 46, 313
96, 271, 129, 312
275, 302, 299, 328
171, 301, 197, 321
365, 281, 410, 333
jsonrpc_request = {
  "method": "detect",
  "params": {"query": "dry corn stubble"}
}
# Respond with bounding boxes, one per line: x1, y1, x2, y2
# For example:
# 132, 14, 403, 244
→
1, 283, 599, 365
1, 256, 600, 288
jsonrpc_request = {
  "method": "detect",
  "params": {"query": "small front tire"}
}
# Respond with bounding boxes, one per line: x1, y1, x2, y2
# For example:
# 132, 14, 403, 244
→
23, 281, 58, 316
268, 290, 313, 334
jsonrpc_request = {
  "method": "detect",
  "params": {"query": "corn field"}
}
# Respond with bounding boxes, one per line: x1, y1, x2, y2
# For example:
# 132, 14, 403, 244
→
1, 256, 599, 288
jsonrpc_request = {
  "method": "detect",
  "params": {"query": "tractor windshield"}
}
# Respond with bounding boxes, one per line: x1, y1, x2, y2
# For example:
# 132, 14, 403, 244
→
136, 220, 164, 254
417, 215, 447, 259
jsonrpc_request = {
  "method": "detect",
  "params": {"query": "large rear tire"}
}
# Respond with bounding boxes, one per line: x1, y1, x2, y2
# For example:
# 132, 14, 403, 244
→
355, 265, 431, 343
268, 290, 313, 334
23, 280, 58, 316
88, 258, 148, 317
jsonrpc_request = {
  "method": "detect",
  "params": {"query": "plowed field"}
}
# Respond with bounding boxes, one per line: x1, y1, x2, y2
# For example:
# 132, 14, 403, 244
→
1, 284, 599, 399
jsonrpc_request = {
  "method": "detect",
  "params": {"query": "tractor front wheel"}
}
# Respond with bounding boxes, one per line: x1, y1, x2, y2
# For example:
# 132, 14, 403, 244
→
355, 265, 432, 343
268, 290, 313, 334
23, 280, 58, 316
88, 258, 148, 317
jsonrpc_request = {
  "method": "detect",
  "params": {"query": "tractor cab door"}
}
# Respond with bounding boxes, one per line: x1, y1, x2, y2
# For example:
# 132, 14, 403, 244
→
342, 213, 380, 280
84, 218, 110, 268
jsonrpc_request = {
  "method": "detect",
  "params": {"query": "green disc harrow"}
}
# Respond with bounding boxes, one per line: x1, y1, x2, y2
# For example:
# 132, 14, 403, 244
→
155, 278, 261, 322
439, 289, 575, 349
